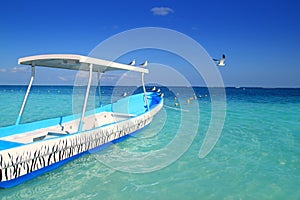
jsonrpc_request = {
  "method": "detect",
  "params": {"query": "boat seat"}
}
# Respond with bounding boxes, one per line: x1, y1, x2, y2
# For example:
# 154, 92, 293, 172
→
47, 131, 70, 136
33, 135, 47, 142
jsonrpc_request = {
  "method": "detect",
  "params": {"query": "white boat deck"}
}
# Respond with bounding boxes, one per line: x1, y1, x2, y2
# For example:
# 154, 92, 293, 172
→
0, 112, 135, 144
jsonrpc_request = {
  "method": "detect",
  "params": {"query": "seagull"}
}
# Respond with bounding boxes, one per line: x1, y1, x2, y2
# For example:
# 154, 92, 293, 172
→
157, 88, 161, 93
128, 59, 135, 66
121, 92, 127, 97
151, 86, 156, 91
139, 60, 148, 67
213, 54, 225, 67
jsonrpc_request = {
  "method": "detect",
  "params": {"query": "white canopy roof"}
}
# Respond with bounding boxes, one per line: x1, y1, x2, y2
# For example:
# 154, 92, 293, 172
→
18, 54, 148, 73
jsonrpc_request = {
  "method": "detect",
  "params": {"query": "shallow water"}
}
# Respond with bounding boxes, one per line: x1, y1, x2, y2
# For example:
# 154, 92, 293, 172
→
0, 86, 299, 199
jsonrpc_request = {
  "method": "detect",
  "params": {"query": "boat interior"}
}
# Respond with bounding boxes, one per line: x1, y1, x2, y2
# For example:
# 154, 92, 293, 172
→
0, 111, 135, 145
0, 92, 161, 150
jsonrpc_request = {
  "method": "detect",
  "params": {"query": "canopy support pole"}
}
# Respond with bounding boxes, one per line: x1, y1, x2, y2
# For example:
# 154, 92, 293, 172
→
15, 65, 35, 125
97, 70, 103, 107
141, 72, 149, 111
78, 64, 93, 132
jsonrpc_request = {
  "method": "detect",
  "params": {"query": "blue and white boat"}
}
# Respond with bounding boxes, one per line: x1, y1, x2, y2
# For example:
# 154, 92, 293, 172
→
0, 54, 163, 188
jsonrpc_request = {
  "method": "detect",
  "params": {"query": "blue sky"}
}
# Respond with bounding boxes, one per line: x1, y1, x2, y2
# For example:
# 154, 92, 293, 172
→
0, 0, 299, 87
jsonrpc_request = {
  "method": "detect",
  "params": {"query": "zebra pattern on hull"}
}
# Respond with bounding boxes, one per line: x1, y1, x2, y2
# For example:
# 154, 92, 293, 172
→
0, 113, 152, 182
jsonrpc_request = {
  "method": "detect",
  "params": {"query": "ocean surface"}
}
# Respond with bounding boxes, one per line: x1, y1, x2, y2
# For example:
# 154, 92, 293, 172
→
0, 86, 299, 199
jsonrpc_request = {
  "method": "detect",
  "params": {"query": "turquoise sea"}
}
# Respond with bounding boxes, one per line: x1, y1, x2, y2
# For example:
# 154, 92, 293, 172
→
0, 86, 299, 199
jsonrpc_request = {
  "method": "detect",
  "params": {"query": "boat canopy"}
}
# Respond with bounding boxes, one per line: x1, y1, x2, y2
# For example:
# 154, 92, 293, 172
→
18, 54, 148, 73
16, 54, 149, 128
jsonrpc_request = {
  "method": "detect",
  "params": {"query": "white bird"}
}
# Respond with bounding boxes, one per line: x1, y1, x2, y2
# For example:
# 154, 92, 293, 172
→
213, 54, 226, 67
151, 86, 156, 91
139, 60, 148, 67
128, 59, 135, 66
121, 92, 127, 97
157, 88, 161, 93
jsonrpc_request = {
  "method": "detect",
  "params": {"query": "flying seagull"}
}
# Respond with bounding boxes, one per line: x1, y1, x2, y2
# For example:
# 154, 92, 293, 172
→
128, 59, 135, 66
213, 54, 225, 67
139, 60, 148, 67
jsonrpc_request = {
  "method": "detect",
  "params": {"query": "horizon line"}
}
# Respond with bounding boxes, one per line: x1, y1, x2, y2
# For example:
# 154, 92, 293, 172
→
0, 84, 299, 89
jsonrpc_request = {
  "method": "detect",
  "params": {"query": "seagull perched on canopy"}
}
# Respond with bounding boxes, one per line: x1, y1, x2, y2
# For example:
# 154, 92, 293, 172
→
128, 59, 135, 66
151, 86, 156, 91
139, 60, 148, 67
213, 54, 226, 67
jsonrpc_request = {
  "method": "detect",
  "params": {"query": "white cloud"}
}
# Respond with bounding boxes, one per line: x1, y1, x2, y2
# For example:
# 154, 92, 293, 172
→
0, 68, 7, 72
150, 7, 174, 16
76, 71, 89, 78
11, 66, 29, 73
58, 76, 68, 81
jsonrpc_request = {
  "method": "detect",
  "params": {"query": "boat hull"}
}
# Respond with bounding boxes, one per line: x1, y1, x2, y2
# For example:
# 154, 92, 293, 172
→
0, 93, 163, 188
